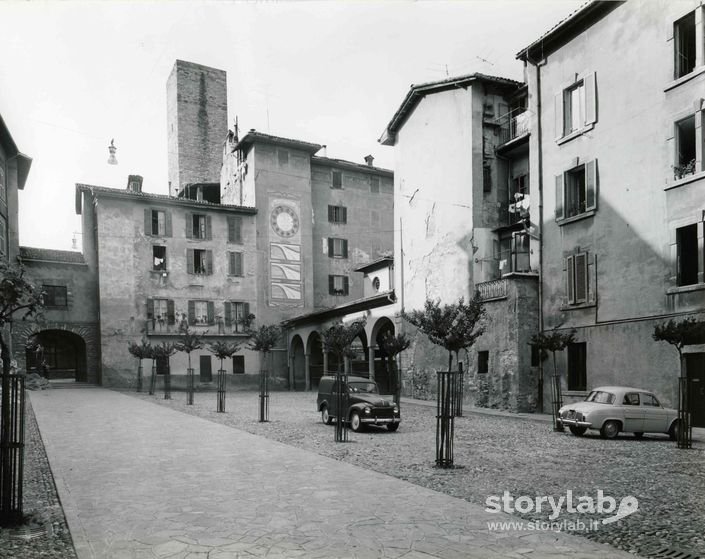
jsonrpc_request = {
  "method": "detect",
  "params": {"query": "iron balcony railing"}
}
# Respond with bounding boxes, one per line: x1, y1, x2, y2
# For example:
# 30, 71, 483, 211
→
145, 321, 248, 336
499, 111, 531, 145
476, 279, 509, 301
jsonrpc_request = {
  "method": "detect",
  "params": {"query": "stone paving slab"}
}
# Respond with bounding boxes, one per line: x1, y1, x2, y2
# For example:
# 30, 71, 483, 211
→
30, 388, 639, 559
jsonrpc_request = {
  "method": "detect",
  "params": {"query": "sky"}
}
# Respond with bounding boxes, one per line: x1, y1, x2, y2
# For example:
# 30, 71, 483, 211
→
0, 0, 583, 252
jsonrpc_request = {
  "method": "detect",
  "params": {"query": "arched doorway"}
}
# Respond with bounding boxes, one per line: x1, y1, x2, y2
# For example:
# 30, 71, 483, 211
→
307, 332, 325, 389
373, 318, 395, 393
290, 335, 306, 391
350, 330, 369, 377
26, 330, 87, 382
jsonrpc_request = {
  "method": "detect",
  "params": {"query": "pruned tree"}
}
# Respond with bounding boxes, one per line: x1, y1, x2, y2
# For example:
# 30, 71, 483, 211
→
153, 342, 177, 400
530, 328, 576, 432
208, 341, 241, 413
128, 338, 152, 392
247, 324, 282, 422
378, 332, 410, 406
174, 327, 204, 404
0, 260, 44, 525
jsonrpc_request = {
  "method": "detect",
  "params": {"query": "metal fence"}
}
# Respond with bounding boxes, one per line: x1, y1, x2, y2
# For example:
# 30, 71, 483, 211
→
0, 374, 25, 522
678, 376, 692, 449
436, 370, 458, 468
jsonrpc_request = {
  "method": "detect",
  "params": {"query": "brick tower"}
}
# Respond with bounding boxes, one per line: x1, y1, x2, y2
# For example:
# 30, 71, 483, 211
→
166, 60, 227, 195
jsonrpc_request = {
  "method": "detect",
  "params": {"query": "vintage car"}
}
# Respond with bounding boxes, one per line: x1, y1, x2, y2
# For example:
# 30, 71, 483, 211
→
558, 386, 679, 439
317, 375, 401, 432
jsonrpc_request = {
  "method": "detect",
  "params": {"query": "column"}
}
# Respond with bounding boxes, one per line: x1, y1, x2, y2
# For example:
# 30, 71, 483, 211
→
305, 352, 311, 391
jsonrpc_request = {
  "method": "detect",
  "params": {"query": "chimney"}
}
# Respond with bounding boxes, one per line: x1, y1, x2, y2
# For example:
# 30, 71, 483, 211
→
127, 175, 143, 193
320, 144, 327, 157
364, 154, 374, 167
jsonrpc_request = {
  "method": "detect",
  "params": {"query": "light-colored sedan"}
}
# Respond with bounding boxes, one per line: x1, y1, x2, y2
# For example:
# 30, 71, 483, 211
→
558, 386, 679, 439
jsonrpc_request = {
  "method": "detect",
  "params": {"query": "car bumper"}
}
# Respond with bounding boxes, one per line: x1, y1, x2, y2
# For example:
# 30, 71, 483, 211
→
361, 417, 401, 425
559, 418, 592, 428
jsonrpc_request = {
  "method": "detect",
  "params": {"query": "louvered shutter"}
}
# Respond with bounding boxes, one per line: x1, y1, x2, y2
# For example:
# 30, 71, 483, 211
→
167, 300, 175, 325
343, 276, 349, 295
187, 249, 195, 275
224, 302, 232, 326
328, 238, 334, 257
66, 282, 74, 309
206, 216, 212, 240
185, 213, 192, 238
147, 299, 155, 319
188, 301, 196, 324
555, 91, 563, 140
585, 160, 597, 211
575, 253, 588, 303
243, 302, 250, 320
555, 174, 564, 220
566, 255, 575, 304
206, 250, 213, 275
207, 302, 215, 325
144, 209, 152, 236
236, 252, 243, 276
342, 207, 347, 224
328, 206, 334, 222
165, 212, 172, 237
342, 239, 348, 258
329, 275, 334, 294
584, 72, 597, 126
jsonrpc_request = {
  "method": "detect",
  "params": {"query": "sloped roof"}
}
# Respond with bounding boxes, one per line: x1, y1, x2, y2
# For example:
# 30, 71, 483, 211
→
0, 113, 32, 189
235, 130, 322, 155
20, 246, 85, 264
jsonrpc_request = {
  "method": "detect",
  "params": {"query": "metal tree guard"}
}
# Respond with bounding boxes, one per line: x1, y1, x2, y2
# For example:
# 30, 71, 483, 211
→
149, 361, 157, 395
186, 368, 195, 405
217, 368, 226, 413
436, 369, 457, 468
163, 361, 171, 400
678, 376, 693, 449
0, 374, 25, 524
259, 361, 269, 423
551, 373, 564, 432
335, 367, 349, 443
455, 362, 464, 417
136, 364, 143, 393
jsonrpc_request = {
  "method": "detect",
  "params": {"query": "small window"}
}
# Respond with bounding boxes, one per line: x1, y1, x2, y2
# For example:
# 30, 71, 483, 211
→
555, 160, 597, 221
332, 170, 342, 189
231, 302, 249, 333
328, 238, 348, 259
477, 351, 489, 374
228, 251, 244, 277
147, 298, 175, 325
623, 392, 640, 406
152, 210, 166, 236
189, 300, 213, 325
674, 11, 696, 79
642, 393, 661, 407
278, 149, 289, 166
567, 342, 587, 391
188, 249, 211, 275
370, 176, 380, 194
187, 213, 210, 240
566, 252, 589, 305
156, 356, 169, 375
152, 246, 167, 271
233, 355, 245, 374
555, 72, 596, 140
677, 224, 698, 286
329, 275, 349, 296
563, 81, 585, 136
42, 285, 68, 308
372, 277, 381, 292
674, 115, 696, 179
152, 299, 169, 321
565, 165, 586, 218
227, 216, 242, 243
328, 205, 347, 224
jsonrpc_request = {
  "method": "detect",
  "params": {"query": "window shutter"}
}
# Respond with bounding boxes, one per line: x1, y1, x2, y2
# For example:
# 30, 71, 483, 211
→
566, 255, 575, 304
224, 302, 232, 326
187, 249, 195, 275
343, 276, 349, 296
66, 282, 74, 309
575, 253, 588, 303
342, 207, 347, 224
167, 300, 175, 325
228, 252, 234, 276
206, 216, 212, 240
342, 239, 348, 258
188, 301, 196, 324
207, 301, 215, 325
585, 159, 597, 211
144, 209, 152, 236
185, 213, 192, 238
555, 91, 563, 140
206, 250, 213, 275
666, 20, 674, 41
165, 212, 172, 237
329, 275, 334, 294
328, 238, 333, 257
236, 252, 243, 276
328, 205, 334, 222
227, 217, 235, 243
584, 72, 597, 126
555, 174, 564, 220
147, 298, 155, 319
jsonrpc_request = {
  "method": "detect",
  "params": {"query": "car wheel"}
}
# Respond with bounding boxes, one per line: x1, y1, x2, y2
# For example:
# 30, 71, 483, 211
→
350, 412, 362, 432
633, 432, 644, 439
669, 420, 679, 441
569, 425, 587, 436
387, 422, 400, 432
600, 420, 620, 439
321, 406, 332, 425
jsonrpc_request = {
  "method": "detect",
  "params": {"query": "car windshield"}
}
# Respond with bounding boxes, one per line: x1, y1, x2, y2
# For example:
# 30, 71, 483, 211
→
348, 382, 379, 394
585, 390, 615, 404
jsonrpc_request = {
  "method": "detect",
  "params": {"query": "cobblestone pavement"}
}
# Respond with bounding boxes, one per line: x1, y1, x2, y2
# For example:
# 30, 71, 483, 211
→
128, 389, 705, 559
0, 398, 77, 559
30, 387, 639, 559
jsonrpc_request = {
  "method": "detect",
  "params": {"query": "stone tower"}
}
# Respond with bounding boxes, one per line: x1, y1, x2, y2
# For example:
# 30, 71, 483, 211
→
166, 60, 227, 195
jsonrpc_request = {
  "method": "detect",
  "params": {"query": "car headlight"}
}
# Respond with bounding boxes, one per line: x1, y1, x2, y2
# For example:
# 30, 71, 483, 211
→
393, 406, 399, 414
364, 407, 371, 414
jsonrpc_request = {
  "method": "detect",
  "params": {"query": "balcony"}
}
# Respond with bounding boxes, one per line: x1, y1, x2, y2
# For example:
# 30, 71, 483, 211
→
145, 320, 249, 337
476, 279, 508, 301
499, 111, 530, 146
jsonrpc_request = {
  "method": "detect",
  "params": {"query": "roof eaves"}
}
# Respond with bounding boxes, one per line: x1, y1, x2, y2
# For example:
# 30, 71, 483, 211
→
311, 156, 393, 176
235, 131, 322, 154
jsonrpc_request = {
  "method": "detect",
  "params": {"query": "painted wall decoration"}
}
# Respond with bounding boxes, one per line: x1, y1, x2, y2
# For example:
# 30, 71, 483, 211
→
269, 198, 303, 303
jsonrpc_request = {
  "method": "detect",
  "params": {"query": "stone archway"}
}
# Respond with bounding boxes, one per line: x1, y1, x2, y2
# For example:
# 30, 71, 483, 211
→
307, 331, 325, 390
371, 317, 396, 393
25, 329, 87, 382
290, 335, 306, 391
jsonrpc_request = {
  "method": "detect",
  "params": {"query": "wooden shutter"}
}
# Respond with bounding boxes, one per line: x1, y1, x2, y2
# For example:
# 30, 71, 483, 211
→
227, 216, 242, 243
147, 298, 155, 320
224, 302, 232, 326
328, 205, 334, 222
328, 238, 334, 257
342, 207, 347, 223
236, 252, 243, 276
566, 255, 575, 304
66, 282, 74, 309
343, 276, 349, 295
342, 239, 348, 258
574, 253, 588, 303
555, 174, 564, 220
206, 250, 213, 275
206, 215, 212, 240
144, 209, 152, 236
188, 301, 196, 324
167, 300, 175, 325
187, 249, 195, 275
555, 91, 563, 140
207, 302, 215, 325
584, 72, 597, 126
585, 159, 597, 211
329, 275, 334, 294
243, 302, 250, 320
185, 213, 192, 238
165, 212, 172, 237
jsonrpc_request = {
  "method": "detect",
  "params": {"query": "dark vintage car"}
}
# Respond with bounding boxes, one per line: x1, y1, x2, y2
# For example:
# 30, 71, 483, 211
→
317, 375, 400, 432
